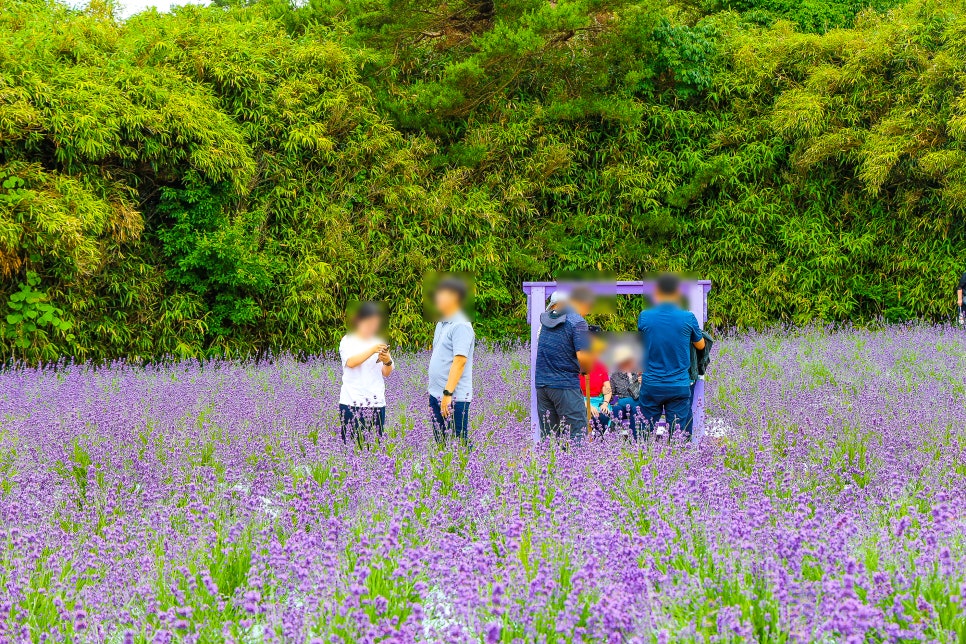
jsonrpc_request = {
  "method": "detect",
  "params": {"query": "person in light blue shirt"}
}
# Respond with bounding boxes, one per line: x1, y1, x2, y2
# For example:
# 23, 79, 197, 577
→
427, 277, 475, 444
637, 273, 706, 442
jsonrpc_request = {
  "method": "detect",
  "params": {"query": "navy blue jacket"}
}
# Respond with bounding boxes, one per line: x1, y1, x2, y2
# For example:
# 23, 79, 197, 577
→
535, 308, 590, 390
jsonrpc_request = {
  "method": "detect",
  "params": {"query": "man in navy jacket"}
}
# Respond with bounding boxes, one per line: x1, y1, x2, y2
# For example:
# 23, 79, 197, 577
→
534, 287, 595, 443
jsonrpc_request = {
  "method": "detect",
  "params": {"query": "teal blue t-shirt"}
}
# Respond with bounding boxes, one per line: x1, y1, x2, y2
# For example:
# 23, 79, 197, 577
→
637, 303, 702, 388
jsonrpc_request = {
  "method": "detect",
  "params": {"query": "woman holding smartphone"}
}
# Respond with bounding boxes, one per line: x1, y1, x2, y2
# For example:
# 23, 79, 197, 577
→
338, 302, 393, 445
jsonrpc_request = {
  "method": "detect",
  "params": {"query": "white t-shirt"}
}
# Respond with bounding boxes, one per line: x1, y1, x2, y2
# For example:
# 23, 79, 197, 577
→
339, 334, 387, 407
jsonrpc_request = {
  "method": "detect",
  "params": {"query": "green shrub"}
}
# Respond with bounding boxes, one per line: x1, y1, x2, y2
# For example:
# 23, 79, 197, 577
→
0, 0, 962, 362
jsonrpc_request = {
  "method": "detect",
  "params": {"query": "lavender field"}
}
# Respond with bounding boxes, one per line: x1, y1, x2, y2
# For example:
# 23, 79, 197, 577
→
1, 326, 965, 643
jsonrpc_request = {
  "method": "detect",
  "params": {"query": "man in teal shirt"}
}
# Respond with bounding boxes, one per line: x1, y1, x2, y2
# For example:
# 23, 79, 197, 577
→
637, 274, 706, 442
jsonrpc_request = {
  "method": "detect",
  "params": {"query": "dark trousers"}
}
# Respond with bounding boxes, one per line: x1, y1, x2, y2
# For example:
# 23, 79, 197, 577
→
639, 384, 693, 442
536, 387, 586, 444
611, 397, 644, 440
339, 404, 385, 445
429, 395, 470, 444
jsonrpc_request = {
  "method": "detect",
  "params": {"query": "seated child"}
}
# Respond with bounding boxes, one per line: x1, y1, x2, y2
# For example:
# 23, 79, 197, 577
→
585, 326, 612, 433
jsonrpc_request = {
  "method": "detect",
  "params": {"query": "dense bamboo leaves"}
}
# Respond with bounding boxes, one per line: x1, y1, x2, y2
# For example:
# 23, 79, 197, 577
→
1, 0, 965, 362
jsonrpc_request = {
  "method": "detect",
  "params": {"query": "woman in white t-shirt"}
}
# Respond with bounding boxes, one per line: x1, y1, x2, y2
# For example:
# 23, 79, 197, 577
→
339, 302, 394, 444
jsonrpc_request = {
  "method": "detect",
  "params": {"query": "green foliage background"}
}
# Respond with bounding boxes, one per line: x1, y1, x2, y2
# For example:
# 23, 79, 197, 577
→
1, 0, 964, 361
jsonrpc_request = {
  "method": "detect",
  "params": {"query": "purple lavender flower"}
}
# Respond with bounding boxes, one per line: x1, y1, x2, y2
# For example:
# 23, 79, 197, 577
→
0, 328, 963, 641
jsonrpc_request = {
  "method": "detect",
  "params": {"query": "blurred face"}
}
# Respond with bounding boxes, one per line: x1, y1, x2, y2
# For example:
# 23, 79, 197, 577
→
434, 288, 461, 315
355, 314, 382, 339
570, 299, 593, 316
618, 358, 636, 373
590, 335, 607, 358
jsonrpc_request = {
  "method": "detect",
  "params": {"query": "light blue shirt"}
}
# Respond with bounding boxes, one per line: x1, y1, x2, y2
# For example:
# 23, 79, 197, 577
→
428, 311, 475, 402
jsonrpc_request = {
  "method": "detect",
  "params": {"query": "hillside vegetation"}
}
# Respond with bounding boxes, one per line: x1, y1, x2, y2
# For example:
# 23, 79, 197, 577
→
3, 0, 965, 361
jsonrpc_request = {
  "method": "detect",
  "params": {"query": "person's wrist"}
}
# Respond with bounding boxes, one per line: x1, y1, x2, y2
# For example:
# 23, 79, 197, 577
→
442, 389, 453, 397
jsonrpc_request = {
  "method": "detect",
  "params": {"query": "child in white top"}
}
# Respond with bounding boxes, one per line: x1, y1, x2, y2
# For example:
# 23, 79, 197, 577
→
339, 302, 393, 444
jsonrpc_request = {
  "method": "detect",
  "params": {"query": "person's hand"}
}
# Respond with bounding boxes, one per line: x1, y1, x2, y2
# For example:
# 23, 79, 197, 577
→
636, 373, 642, 383
370, 343, 389, 357
598, 402, 609, 414
441, 394, 452, 418
591, 405, 599, 418
378, 349, 392, 365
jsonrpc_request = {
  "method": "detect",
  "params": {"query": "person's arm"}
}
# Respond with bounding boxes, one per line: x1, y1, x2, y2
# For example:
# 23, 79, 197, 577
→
959, 287, 964, 308
630, 375, 641, 400
689, 314, 706, 350
345, 343, 386, 368
600, 380, 612, 411
573, 319, 594, 373
378, 348, 394, 377
440, 356, 467, 418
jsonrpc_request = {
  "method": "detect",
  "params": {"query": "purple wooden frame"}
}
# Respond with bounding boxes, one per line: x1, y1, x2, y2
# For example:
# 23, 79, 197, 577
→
522, 280, 712, 442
